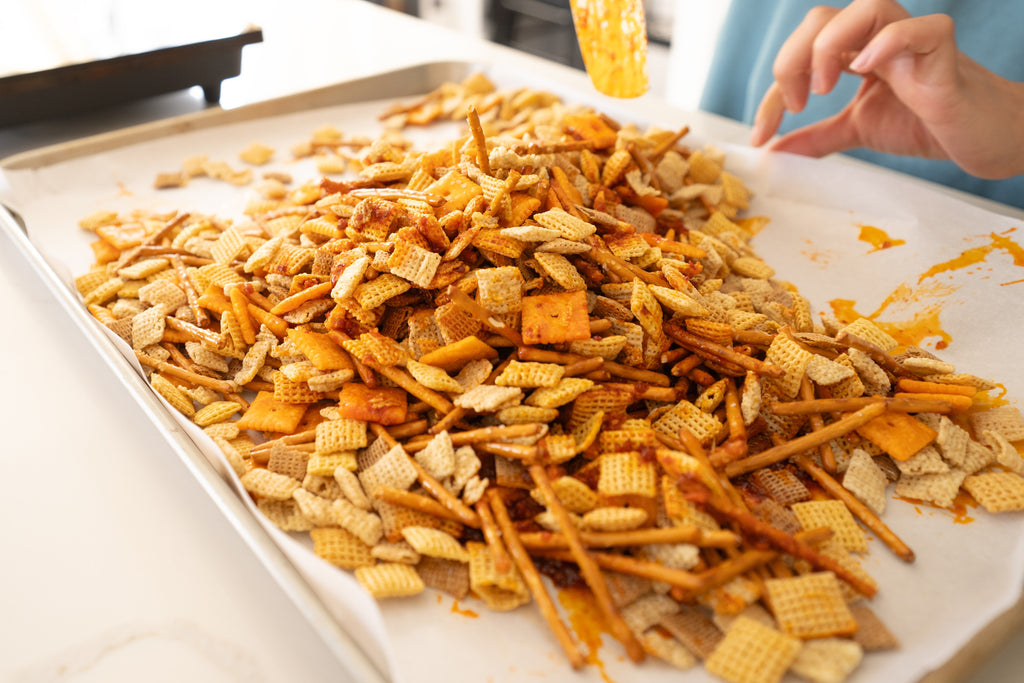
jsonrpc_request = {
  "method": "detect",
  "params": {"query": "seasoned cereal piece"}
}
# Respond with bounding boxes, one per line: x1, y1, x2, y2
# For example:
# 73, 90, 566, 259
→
704, 616, 801, 683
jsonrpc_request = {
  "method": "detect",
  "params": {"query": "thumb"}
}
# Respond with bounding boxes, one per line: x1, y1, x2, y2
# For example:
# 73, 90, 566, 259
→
767, 110, 859, 158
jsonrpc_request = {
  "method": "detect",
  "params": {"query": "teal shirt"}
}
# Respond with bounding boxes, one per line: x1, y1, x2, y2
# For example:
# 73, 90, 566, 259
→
700, 0, 1024, 209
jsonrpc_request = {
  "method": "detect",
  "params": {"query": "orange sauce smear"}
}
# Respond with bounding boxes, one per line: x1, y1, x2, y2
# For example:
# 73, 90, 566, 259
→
450, 599, 479, 618
830, 229, 1024, 350
858, 224, 906, 252
895, 490, 978, 525
557, 585, 617, 683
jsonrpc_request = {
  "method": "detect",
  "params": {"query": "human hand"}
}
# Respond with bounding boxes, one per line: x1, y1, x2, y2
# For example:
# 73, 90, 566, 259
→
749, 0, 1024, 179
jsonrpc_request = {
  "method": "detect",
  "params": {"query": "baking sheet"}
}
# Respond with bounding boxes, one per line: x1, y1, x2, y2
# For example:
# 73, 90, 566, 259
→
2, 61, 1023, 683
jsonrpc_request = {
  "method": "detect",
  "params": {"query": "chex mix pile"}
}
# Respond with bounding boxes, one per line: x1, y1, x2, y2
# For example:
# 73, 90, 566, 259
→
74, 73, 1024, 683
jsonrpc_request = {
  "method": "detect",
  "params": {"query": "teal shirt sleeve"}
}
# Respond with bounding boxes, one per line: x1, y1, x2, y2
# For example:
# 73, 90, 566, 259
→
699, 0, 1024, 210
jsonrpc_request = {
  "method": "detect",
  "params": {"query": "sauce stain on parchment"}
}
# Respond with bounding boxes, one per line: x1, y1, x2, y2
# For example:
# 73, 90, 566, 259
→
557, 585, 616, 683
857, 224, 906, 252
830, 229, 1024, 350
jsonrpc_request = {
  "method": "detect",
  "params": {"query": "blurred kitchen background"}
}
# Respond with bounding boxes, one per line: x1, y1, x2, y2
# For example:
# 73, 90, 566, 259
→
383, 0, 730, 111
2, 0, 730, 113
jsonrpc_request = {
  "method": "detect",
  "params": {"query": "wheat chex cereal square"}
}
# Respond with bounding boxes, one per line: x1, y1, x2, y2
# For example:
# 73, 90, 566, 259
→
416, 556, 471, 599
704, 615, 801, 683
841, 449, 889, 515
893, 468, 966, 509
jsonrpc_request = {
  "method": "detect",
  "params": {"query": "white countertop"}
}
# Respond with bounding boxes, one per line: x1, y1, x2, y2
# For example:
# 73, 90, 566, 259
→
2, 2, 1022, 682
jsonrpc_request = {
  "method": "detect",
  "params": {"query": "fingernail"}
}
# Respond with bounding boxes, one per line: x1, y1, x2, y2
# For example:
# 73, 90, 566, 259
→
810, 71, 827, 95
849, 49, 870, 72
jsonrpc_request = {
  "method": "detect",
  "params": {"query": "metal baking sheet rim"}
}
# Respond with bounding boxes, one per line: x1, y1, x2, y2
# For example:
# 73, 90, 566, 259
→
2, 59, 1023, 683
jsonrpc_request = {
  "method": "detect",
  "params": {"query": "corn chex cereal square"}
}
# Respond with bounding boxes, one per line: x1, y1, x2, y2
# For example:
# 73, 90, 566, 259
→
495, 360, 565, 388
789, 638, 863, 683
315, 418, 368, 453
387, 240, 441, 288
475, 266, 524, 314
765, 572, 857, 639
466, 541, 530, 611
310, 527, 374, 569
653, 400, 722, 447
400, 526, 469, 562
963, 471, 1024, 512
355, 563, 425, 599
598, 451, 657, 499
704, 615, 801, 683
791, 500, 867, 553
971, 405, 1024, 442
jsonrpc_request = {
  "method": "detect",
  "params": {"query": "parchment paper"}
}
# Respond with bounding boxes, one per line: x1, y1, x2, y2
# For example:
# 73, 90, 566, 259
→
3, 73, 1023, 683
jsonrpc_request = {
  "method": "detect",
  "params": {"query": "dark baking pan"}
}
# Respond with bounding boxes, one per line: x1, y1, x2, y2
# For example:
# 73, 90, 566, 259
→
0, 27, 263, 128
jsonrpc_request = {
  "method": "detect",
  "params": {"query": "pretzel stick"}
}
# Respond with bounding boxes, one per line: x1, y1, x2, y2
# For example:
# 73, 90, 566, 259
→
771, 395, 954, 415
406, 423, 545, 451
563, 356, 604, 377
164, 316, 226, 349
374, 424, 481, 528
664, 322, 785, 378
800, 376, 837, 474
835, 330, 915, 379
681, 479, 879, 597
648, 124, 690, 160
373, 486, 473, 527
517, 525, 740, 550
474, 499, 512, 575
427, 357, 513, 435
724, 401, 888, 478
362, 359, 454, 415
475, 442, 540, 461
386, 419, 430, 440
694, 527, 834, 595
530, 548, 706, 593
709, 379, 748, 467
119, 212, 188, 267
135, 350, 235, 394
528, 464, 645, 663
467, 105, 491, 176
169, 255, 209, 328
250, 428, 318, 457
671, 354, 704, 377
485, 169, 520, 218
446, 285, 524, 347
794, 453, 916, 563
601, 361, 672, 387
347, 187, 445, 206
487, 491, 585, 670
